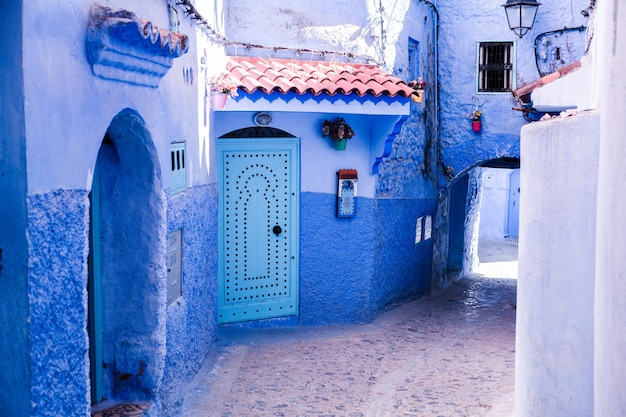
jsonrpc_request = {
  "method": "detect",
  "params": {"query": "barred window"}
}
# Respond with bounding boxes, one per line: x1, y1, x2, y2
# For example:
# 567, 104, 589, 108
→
478, 42, 513, 93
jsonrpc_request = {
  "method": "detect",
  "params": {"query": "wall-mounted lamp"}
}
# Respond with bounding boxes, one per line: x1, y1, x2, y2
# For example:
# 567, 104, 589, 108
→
253, 112, 272, 126
503, 0, 541, 38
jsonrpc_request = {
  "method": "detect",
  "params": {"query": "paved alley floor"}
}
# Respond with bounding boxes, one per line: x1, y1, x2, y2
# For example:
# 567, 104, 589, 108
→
181, 273, 517, 416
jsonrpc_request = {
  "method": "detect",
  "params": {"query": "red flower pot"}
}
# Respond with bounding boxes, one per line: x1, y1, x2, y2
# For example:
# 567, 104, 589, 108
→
472, 120, 481, 132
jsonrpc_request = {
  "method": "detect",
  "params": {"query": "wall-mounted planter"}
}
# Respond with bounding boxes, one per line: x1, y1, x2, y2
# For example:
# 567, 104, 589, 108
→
411, 91, 424, 103
333, 139, 348, 150
472, 120, 482, 132
211, 93, 228, 110
322, 118, 354, 150
86, 5, 189, 88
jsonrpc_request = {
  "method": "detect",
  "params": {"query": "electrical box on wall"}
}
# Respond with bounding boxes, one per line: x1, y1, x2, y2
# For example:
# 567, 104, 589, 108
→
336, 169, 358, 218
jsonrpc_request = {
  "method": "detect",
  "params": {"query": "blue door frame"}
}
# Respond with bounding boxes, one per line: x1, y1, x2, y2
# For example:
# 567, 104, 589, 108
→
88, 161, 104, 404
507, 169, 520, 238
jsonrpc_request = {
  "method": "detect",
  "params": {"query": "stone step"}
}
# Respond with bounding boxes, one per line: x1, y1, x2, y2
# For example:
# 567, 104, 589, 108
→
92, 402, 153, 417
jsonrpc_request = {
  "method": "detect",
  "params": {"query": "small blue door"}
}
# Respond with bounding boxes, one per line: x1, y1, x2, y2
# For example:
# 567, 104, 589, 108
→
217, 138, 300, 323
507, 169, 520, 238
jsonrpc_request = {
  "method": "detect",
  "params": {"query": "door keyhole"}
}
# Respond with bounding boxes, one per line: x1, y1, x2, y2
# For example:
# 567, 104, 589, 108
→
272, 225, 282, 235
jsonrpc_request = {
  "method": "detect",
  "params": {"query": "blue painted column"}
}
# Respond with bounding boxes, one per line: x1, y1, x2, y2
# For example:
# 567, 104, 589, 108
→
0, 1, 31, 415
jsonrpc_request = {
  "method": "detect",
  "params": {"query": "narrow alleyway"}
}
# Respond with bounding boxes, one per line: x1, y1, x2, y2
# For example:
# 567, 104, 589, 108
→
182, 242, 517, 417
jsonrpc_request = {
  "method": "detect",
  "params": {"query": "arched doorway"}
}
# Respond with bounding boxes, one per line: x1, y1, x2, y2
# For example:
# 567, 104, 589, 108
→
88, 109, 166, 405
216, 127, 300, 324
445, 158, 520, 280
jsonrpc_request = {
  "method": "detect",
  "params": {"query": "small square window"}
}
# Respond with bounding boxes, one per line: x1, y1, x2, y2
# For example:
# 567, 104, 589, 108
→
408, 37, 420, 82
478, 42, 514, 93
171, 142, 186, 195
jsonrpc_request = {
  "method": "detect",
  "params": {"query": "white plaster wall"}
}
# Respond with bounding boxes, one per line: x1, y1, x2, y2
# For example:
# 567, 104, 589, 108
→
478, 168, 512, 242
594, 0, 626, 414
224, 0, 430, 74
22, 0, 222, 194
531, 62, 595, 111
515, 111, 600, 417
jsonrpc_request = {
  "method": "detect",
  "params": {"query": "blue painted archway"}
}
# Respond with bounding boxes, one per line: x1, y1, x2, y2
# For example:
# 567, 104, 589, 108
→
89, 109, 166, 406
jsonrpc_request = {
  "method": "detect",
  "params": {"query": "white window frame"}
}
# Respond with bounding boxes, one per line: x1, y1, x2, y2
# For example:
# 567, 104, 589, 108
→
476, 40, 516, 94
170, 142, 187, 195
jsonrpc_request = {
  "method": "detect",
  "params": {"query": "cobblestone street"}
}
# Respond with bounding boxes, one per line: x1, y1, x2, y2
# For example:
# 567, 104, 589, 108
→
182, 243, 518, 417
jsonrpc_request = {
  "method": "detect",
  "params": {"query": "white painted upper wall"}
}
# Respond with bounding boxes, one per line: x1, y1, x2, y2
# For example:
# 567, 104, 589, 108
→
224, 0, 430, 76
22, 0, 229, 194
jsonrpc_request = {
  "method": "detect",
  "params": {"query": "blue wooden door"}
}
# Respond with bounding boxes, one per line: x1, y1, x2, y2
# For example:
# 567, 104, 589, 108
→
88, 161, 104, 404
217, 138, 300, 323
507, 169, 520, 238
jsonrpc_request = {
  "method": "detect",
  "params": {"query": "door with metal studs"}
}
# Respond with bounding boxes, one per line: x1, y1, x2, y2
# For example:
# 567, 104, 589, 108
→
217, 137, 300, 323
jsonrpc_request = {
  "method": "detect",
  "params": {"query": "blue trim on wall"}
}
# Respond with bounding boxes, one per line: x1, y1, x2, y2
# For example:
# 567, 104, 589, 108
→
371, 115, 409, 174
234, 90, 407, 106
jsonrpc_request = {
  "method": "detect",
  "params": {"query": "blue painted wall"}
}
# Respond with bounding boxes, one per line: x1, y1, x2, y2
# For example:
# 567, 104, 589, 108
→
161, 184, 219, 416
300, 193, 377, 325
373, 198, 435, 310
0, 1, 31, 415
15, 0, 219, 414
27, 190, 91, 417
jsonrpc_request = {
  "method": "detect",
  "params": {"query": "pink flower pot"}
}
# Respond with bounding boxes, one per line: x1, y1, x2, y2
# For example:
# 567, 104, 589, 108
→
211, 93, 228, 110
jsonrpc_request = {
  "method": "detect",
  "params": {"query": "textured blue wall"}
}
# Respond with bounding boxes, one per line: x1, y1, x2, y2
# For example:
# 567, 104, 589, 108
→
160, 184, 219, 416
373, 198, 435, 311
300, 192, 377, 325
300, 193, 435, 325
27, 190, 90, 417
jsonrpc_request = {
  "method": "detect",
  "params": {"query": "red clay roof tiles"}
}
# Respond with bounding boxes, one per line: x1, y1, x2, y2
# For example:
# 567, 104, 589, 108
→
224, 57, 416, 99
513, 60, 582, 98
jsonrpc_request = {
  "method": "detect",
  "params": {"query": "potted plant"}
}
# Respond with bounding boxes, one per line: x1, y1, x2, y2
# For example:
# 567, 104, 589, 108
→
208, 74, 238, 110
322, 118, 355, 150
469, 107, 482, 132
408, 78, 427, 102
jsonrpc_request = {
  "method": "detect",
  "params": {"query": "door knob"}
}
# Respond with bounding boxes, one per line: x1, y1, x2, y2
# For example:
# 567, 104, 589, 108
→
272, 225, 282, 235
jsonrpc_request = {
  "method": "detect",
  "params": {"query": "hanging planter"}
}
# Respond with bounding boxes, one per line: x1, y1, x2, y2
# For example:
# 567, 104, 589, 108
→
468, 102, 483, 133
210, 92, 228, 110
322, 118, 355, 151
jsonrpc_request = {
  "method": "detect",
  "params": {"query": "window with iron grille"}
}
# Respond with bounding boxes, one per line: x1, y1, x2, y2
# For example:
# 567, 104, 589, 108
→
478, 42, 514, 93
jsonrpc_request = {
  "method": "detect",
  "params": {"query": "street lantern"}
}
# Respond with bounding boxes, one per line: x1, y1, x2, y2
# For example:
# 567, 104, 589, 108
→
503, 0, 541, 38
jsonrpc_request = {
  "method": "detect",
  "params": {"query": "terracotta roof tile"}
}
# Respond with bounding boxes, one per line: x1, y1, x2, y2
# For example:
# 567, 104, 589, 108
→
224, 57, 416, 99
513, 61, 582, 98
